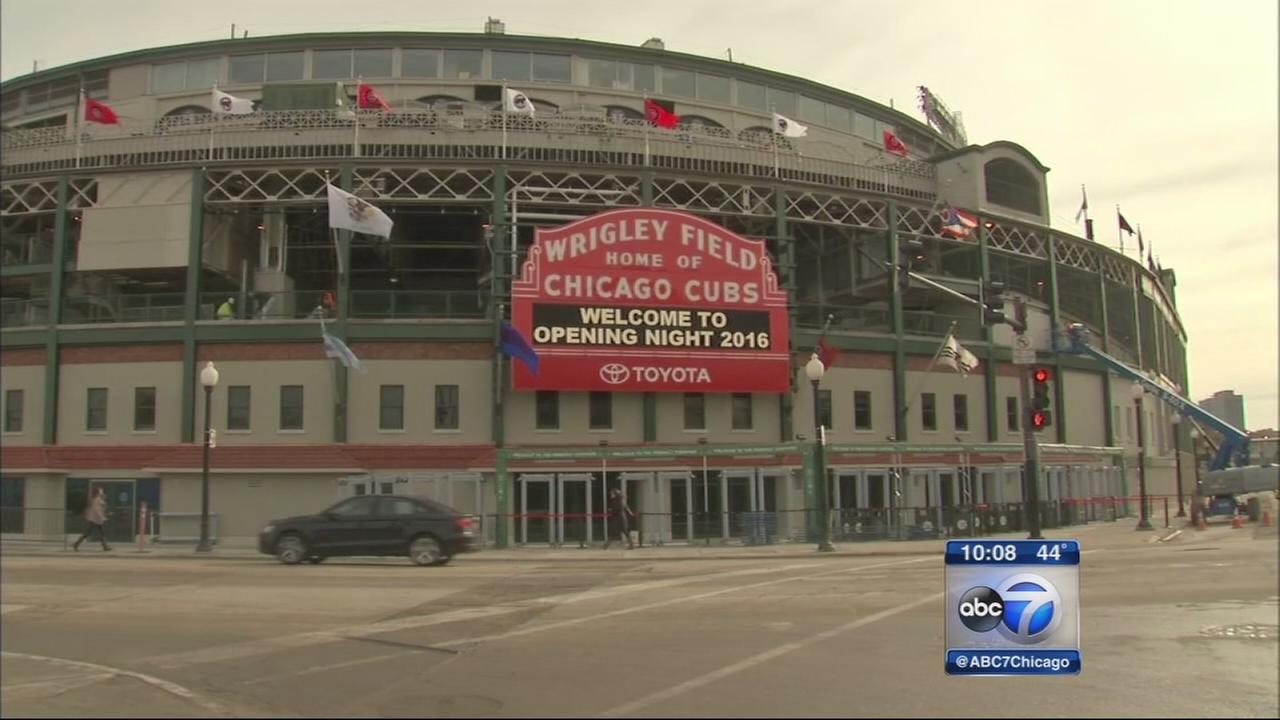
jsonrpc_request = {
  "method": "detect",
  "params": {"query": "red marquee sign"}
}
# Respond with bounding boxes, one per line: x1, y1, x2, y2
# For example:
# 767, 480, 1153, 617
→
511, 208, 791, 393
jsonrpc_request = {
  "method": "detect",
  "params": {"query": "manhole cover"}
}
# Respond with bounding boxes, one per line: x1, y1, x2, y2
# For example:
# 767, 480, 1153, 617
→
1200, 624, 1278, 640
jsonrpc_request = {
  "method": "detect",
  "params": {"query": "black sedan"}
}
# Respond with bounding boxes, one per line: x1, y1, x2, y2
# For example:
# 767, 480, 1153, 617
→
258, 495, 477, 566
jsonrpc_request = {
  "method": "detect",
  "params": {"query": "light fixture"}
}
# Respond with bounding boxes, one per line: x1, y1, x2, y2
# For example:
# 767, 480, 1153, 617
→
1129, 383, 1144, 400
804, 354, 825, 382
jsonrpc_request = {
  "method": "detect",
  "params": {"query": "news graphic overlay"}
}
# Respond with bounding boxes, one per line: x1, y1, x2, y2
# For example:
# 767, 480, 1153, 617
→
945, 540, 1081, 676
510, 208, 790, 392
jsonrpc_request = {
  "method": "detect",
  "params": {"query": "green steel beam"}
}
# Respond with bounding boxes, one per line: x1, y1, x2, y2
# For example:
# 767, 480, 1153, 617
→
2, 264, 52, 278
1130, 267, 1144, 369
640, 172, 654, 207
978, 222, 998, 443
775, 186, 794, 443
490, 166, 507, 447
333, 164, 353, 443
181, 168, 205, 444
1046, 235, 1067, 444
41, 177, 70, 445
886, 201, 906, 442
494, 450, 508, 548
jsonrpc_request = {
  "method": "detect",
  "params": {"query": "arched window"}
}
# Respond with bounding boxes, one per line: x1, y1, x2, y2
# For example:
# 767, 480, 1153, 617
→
164, 105, 210, 117
415, 94, 469, 111
604, 105, 643, 123
677, 114, 724, 129
738, 125, 789, 150
984, 158, 1042, 215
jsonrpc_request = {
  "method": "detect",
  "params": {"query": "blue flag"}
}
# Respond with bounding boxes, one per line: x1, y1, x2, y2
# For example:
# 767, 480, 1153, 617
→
498, 320, 539, 375
322, 327, 364, 372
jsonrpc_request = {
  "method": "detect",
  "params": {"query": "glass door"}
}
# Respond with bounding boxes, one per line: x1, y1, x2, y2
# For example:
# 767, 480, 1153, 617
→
517, 474, 554, 546
723, 471, 753, 539
557, 473, 594, 546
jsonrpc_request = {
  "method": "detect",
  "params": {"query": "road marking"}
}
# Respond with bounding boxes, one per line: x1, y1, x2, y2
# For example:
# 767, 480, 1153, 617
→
0, 651, 233, 717
241, 651, 413, 686
598, 590, 944, 718
2, 671, 115, 699
432, 556, 937, 650
0, 604, 31, 615
145, 562, 821, 668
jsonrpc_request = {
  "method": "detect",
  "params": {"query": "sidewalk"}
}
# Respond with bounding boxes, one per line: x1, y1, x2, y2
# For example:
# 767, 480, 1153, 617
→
0, 518, 1181, 563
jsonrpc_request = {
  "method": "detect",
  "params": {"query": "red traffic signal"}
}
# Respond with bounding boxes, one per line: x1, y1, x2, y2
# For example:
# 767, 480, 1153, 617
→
1033, 367, 1050, 383
1030, 410, 1049, 430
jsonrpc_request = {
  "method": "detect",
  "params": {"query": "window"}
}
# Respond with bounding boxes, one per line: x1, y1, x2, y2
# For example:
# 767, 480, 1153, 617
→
954, 394, 970, 432
683, 393, 706, 430
736, 80, 766, 111
227, 386, 251, 430
767, 88, 796, 117
697, 73, 731, 104
380, 497, 421, 516
265, 51, 304, 81
434, 385, 459, 430
186, 58, 221, 89
818, 390, 833, 430
921, 393, 937, 431
328, 497, 378, 517
826, 103, 852, 132
151, 62, 188, 93
491, 51, 530, 81
1007, 397, 1020, 432
853, 112, 877, 140
662, 67, 696, 98
354, 48, 392, 77
984, 158, 1042, 215
442, 49, 482, 79
589, 392, 612, 430
536, 391, 559, 430
379, 385, 404, 431
632, 64, 656, 92
798, 95, 826, 123
732, 393, 753, 430
401, 48, 440, 77
280, 385, 304, 431
134, 387, 156, 432
229, 54, 265, 84
531, 53, 571, 82
854, 391, 872, 430
312, 49, 353, 79
4, 389, 22, 433
86, 388, 107, 431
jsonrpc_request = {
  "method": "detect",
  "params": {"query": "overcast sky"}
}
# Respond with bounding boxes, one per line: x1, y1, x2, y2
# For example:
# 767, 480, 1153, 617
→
3, 0, 1276, 430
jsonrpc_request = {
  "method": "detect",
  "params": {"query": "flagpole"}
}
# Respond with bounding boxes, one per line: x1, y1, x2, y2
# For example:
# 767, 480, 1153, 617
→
75, 89, 84, 169
501, 83, 508, 161
642, 96, 651, 167
353, 78, 362, 159
1116, 205, 1124, 255
898, 322, 958, 429
208, 87, 217, 160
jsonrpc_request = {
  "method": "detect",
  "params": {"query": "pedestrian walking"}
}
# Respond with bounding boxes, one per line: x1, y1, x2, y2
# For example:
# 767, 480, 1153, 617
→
603, 488, 634, 550
73, 486, 112, 552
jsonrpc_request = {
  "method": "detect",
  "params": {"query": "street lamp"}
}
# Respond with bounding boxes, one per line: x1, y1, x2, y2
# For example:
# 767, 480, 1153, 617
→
196, 361, 219, 552
1130, 383, 1152, 530
1171, 414, 1186, 517
1190, 427, 1203, 522
805, 354, 835, 552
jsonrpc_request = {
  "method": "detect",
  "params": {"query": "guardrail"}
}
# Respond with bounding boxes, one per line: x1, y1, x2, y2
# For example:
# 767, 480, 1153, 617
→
1, 109, 937, 201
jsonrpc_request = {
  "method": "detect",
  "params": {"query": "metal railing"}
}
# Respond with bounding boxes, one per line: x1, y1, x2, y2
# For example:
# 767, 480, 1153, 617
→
794, 304, 891, 333
349, 289, 488, 319
60, 292, 186, 324
902, 310, 983, 340
1, 109, 937, 201
1, 298, 49, 328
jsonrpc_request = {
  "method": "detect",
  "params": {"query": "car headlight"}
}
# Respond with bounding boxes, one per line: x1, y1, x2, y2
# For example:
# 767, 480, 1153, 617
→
261, 524, 276, 534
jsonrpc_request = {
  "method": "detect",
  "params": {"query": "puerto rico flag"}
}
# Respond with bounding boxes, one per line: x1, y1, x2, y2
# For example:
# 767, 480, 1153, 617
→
941, 207, 979, 239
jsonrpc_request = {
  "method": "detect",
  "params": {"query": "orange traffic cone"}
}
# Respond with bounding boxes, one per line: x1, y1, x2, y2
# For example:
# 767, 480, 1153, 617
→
1194, 507, 1207, 531
1263, 510, 1272, 528
1231, 511, 1244, 529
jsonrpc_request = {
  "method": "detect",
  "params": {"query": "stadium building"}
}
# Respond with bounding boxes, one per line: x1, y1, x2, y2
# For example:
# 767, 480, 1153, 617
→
0, 25, 1193, 548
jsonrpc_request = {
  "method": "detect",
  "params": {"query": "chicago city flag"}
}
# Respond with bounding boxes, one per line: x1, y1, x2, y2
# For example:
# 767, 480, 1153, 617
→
325, 184, 393, 239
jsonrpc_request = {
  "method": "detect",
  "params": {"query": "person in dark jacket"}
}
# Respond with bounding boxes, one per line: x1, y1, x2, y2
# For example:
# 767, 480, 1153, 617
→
603, 488, 634, 550
73, 486, 111, 552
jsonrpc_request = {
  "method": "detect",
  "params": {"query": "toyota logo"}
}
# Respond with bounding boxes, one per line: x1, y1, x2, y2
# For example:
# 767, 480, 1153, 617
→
599, 363, 630, 385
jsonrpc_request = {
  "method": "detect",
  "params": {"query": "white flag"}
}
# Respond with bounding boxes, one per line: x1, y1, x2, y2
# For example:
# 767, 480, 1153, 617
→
771, 112, 808, 138
326, 184, 393, 239
503, 88, 536, 115
212, 88, 254, 115
938, 333, 980, 376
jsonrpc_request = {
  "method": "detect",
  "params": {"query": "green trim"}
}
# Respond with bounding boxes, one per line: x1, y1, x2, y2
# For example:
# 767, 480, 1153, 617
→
182, 169, 205, 444
929, 140, 1051, 172
41, 177, 70, 445
979, 224, 999, 442
640, 173, 654, 206
1130, 268, 1144, 369
494, 451, 508, 548
643, 393, 657, 442
1047, 235, 1066, 444
0, 329, 47, 346
775, 187, 794, 443
1102, 371, 1116, 447
332, 165, 353, 444
497, 440, 1118, 462
887, 201, 906, 442
2, 264, 52, 278
490, 167, 507, 447
346, 323, 493, 340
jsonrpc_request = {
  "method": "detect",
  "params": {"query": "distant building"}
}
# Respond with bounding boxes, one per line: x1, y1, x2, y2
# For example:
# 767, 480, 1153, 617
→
1199, 390, 1246, 431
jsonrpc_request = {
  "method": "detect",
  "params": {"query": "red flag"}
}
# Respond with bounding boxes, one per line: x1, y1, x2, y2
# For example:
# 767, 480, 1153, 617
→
816, 336, 839, 369
357, 83, 391, 111
644, 98, 680, 129
883, 129, 909, 157
84, 98, 119, 125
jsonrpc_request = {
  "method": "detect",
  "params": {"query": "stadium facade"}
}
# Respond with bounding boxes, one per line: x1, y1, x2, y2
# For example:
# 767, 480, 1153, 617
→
0, 27, 1192, 547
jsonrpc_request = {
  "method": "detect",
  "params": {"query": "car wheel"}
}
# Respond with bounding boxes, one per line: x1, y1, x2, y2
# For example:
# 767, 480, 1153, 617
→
409, 535, 446, 566
307, 556, 326, 564
275, 533, 307, 565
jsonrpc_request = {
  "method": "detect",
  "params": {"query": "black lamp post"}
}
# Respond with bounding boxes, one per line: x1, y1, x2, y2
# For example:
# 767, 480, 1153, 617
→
196, 361, 219, 552
805, 354, 835, 552
1131, 383, 1152, 530
1172, 414, 1186, 517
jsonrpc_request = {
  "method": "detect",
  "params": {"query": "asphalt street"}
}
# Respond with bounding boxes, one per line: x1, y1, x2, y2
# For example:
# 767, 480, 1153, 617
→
1, 521, 1276, 718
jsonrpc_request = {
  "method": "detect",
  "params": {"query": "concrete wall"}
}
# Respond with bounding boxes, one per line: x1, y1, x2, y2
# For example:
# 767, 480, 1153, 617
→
348, 359, 492, 444
902, 369, 987, 442
197, 360, 335, 443
1, 365, 44, 444
796, 366, 896, 443
58, 361, 182, 443
160, 472, 342, 539
1063, 369, 1106, 448
78, 172, 193, 271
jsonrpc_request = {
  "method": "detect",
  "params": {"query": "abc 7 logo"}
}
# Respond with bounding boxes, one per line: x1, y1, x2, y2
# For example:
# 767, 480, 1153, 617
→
957, 573, 1063, 644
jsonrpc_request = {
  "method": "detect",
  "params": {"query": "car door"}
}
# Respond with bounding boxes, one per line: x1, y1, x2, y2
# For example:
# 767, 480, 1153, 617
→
311, 497, 380, 556
368, 496, 424, 554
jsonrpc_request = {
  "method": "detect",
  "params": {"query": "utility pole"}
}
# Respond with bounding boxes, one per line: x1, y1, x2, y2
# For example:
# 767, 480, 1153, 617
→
1016, 297, 1043, 540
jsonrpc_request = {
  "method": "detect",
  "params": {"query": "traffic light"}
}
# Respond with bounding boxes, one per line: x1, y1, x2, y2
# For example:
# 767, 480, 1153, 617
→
979, 280, 1007, 326
897, 239, 926, 290
1030, 366, 1053, 431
